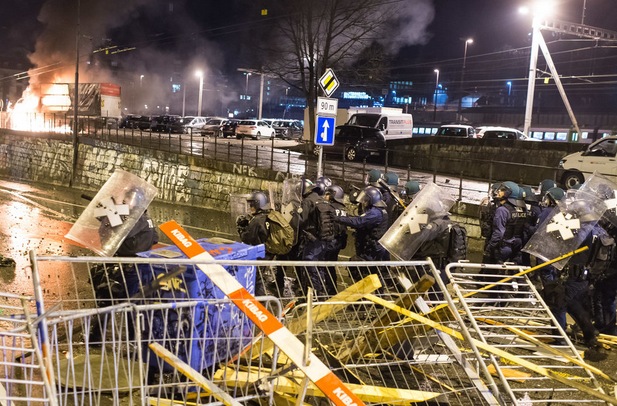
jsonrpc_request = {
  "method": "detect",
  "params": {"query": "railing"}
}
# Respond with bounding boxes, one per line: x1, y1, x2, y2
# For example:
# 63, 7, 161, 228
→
1, 112, 569, 203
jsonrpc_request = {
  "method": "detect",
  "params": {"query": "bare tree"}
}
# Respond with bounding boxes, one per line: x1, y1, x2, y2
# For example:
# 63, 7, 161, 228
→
262, 0, 398, 141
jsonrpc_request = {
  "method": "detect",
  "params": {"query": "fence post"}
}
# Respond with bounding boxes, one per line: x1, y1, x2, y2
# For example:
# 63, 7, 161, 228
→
240, 138, 245, 166
407, 164, 411, 182
214, 134, 218, 159
384, 149, 389, 173
458, 171, 464, 201
287, 149, 291, 174
270, 137, 275, 170
488, 160, 494, 191
228, 142, 231, 162
255, 145, 259, 166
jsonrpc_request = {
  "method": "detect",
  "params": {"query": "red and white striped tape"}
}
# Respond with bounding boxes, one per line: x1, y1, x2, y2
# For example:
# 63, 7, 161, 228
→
159, 220, 364, 406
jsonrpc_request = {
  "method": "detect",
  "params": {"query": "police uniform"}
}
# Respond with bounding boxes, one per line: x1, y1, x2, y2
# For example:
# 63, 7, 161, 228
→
323, 198, 348, 296
337, 204, 390, 284
486, 201, 527, 264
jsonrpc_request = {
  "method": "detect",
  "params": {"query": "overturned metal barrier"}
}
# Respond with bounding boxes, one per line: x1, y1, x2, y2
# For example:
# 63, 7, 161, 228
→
24, 244, 617, 405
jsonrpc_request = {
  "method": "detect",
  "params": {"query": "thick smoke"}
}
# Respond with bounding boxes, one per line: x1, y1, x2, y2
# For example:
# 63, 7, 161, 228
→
379, 0, 435, 54
28, 0, 151, 85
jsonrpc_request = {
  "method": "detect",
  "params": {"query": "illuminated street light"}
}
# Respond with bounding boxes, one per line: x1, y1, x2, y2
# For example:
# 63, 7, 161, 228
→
139, 74, 144, 88
433, 69, 440, 121
458, 38, 473, 118
195, 70, 204, 117
245, 72, 251, 97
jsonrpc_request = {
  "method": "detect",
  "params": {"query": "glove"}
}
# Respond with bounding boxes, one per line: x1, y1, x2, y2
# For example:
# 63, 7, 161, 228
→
236, 215, 250, 228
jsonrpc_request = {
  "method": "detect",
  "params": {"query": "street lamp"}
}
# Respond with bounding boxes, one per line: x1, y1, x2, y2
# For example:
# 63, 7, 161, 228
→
195, 70, 204, 117
140, 74, 144, 88
433, 69, 439, 121
457, 38, 473, 118
244, 72, 251, 98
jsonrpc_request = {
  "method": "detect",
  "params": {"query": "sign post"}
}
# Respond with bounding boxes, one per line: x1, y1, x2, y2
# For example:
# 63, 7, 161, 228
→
316, 70, 340, 177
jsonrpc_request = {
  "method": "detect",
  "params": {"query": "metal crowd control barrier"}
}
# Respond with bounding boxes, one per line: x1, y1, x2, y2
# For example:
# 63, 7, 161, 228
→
20, 251, 617, 405
442, 262, 611, 405
0, 292, 57, 405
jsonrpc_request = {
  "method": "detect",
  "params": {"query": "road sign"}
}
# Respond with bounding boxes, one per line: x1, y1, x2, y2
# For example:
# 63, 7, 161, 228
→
314, 115, 335, 146
319, 68, 339, 97
317, 97, 338, 116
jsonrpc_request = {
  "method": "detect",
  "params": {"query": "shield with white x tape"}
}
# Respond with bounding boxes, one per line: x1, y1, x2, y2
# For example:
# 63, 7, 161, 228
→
66, 169, 158, 256
546, 212, 580, 240
523, 190, 606, 270
577, 172, 617, 225
380, 182, 455, 260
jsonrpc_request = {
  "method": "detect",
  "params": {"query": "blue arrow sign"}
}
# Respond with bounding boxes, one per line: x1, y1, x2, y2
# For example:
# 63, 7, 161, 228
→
314, 115, 335, 146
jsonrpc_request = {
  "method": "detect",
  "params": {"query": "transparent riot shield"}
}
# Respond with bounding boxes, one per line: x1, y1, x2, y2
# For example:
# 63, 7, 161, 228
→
379, 182, 456, 260
230, 193, 251, 223
280, 178, 302, 223
578, 172, 617, 226
522, 190, 606, 269
65, 169, 158, 256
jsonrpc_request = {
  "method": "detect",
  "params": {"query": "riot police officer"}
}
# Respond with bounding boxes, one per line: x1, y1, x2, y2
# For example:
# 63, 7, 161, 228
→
402, 180, 421, 205
336, 186, 390, 284
484, 181, 527, 264
323, 184, 348, 296
236, 191, 286, 296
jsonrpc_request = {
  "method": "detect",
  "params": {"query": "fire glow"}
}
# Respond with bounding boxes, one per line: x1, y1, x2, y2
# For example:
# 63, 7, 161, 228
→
9, 82, 74, 134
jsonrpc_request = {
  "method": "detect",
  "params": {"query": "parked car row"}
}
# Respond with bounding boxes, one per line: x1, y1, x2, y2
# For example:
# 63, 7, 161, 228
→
435, 124, 536, 140
117, 114, 305, 139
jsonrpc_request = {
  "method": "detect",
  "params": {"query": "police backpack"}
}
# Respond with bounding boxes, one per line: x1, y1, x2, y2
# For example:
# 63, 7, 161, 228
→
447, 222, 468, 263
265, 210, 295, 255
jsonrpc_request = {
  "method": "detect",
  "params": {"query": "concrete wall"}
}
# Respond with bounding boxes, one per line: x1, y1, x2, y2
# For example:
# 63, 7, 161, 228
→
388, 137, 587, 185
0, 130, 291, 213
0, 130, 576, 257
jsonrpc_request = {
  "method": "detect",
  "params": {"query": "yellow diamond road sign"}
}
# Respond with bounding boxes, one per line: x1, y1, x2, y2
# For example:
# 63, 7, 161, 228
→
319, 68, 339, 97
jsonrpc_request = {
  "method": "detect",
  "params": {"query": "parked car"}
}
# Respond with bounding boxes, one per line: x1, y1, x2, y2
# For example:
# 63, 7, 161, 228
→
235, 120, 275, 140
435, 124, 476, 138
221, 119, 239, 138
558, 135, 617, 188
119, 114, 151, 130
200, 117, 228, 137
314, 125, 386, 162
183, 116, 209, 133
476, 126, 536, 141
151, 115, 184, 133
272, 120, 303, 140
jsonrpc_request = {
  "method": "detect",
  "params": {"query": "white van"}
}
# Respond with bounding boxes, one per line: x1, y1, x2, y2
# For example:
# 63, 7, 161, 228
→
558, 136, 617, 188
346, 107, 413, 140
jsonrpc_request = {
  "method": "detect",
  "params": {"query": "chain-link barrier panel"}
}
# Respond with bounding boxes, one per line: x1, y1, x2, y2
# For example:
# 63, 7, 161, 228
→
442, 262, 613, 405
29, 251, 506, 406
0, 292, 57, 405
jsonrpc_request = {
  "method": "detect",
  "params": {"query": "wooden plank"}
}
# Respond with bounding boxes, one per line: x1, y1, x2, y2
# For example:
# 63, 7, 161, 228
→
149, 342, 242, 406
248, 274, 382, 360
337, 274, 435, 362
364, 293, 617, 405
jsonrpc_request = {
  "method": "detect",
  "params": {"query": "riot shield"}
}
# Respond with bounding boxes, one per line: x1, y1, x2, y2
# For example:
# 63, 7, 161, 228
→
65, 169, 158, 256
280, 178, 302, 223
379, 182, 456, 260
577, 172, 617, 226
230, 193, 252, 222
522, 189, 606, 269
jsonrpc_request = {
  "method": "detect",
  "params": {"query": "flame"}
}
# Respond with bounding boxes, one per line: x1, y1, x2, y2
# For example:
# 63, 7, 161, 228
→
8, 84, 73, 134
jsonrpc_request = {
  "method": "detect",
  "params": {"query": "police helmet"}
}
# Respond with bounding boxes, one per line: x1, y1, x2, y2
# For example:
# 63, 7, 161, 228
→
315, 176, 333, 188
325, 185, 345, 204
296, 178, 314, 198
367, 169, 383, 184
123, 187, 146, 209
313, 180, 327, 196
519, 185, 538, 203
247, 191, 270, 210
539, 179, 558, 196
385, 172, 399, 186
544, 187, 565, 206
568, 199, 600, 223
362, 186, 384, 207
405, 180, 421, 197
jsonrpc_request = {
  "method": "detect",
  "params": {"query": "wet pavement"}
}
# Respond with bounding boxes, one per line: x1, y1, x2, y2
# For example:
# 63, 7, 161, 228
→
0, 178, 237, 296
